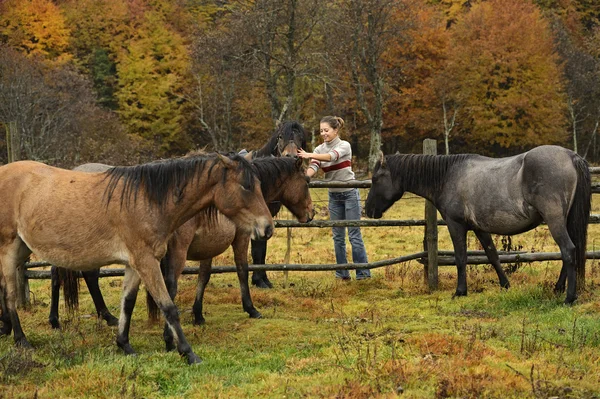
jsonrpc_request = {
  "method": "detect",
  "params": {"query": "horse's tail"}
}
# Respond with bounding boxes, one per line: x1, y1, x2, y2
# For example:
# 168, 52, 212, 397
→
146, 256, 168, 323
59, 267, 80, 312
568, 154, 591, 291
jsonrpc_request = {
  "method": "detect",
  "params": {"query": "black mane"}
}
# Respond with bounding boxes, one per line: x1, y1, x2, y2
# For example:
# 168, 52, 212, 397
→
384, 153, 475, 193
252, 156, 301, 199
103, 154, 256, 209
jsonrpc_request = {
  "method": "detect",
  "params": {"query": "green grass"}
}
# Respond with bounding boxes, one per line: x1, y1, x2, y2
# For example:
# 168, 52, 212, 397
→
1, 189, 600, 398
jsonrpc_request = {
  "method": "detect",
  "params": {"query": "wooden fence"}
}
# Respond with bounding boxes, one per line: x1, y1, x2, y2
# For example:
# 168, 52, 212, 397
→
19, 140, 600, 303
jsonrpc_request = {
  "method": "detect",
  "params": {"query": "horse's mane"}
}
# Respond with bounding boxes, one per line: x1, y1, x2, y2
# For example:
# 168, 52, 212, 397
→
255, 120, 307, 157
385, 154, 476, 193
252, 156, 301, 199
103, 154, 256, 209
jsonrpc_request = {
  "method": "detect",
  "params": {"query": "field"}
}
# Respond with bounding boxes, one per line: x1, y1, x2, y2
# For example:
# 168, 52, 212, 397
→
1, 188, 600, 398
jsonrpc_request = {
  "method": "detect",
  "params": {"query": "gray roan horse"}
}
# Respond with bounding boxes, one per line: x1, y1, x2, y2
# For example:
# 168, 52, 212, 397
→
365, 145, 590, 304
0, 154, 274, 364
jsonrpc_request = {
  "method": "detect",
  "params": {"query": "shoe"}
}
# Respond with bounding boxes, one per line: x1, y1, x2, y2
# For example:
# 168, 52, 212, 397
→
336, 276, 351, 281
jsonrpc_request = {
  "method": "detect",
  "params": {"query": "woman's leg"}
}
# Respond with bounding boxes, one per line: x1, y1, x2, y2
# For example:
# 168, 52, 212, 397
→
345, 189, 371, 279
329, 191, 350, 279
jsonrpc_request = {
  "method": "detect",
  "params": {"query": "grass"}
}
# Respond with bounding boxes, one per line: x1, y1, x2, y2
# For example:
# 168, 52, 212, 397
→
1, 188, 600, 398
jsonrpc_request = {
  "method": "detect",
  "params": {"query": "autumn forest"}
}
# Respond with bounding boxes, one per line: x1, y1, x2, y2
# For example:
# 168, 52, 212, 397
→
0, 0, 599, 168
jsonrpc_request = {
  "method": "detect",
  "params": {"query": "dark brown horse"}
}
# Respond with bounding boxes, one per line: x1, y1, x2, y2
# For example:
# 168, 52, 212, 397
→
250, 120, 307, 288
0, 153, 273, 364
365, 146, 590, 304
153, 156, 314, 350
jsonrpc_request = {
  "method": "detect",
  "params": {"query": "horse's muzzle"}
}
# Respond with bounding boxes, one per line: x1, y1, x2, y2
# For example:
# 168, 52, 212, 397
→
253, 224, 273, 241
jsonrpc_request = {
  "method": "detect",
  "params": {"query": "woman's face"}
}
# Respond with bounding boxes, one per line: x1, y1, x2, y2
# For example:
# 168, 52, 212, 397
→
319, 122, 338, 143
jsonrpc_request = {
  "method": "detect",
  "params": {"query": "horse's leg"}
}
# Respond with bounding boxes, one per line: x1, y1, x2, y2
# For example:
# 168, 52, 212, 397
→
0, 279, 12, 336
132, 254, 201, 365
251, 239, 272, 288
234, 233, 261, 319
82, 269, 118, 326
48, 265, 61, 329
160, 240, 187, 352
473, 230, 510, 289
545, 220, 577, 303
116, 266, 141, 356
193, 259, 212, 325
554, 266, 568, 294
0, 239, 33, 348
446, 220, 469, 297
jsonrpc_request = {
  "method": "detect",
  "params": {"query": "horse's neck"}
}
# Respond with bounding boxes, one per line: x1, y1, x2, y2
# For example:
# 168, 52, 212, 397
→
166, 176, 219, 232
254, 137, 277, 158
394, 154, 456, 202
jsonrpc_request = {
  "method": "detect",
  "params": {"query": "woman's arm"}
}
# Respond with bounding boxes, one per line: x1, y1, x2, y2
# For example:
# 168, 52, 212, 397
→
298, 149, 332, 162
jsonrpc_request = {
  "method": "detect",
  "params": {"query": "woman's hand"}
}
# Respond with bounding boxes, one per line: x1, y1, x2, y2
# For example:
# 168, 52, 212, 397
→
298, 148, 312, 159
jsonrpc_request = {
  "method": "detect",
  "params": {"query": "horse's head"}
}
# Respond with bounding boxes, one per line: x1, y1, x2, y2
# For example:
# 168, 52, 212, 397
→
274, 120, 307, 157
213, 154, 274, 240
253, 157, 314, 223
365, 151, 403, 219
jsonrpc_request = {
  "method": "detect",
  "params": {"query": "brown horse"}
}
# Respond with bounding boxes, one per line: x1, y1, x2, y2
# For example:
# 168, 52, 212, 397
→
0, 153, 273, 364
151, 156, 313, 350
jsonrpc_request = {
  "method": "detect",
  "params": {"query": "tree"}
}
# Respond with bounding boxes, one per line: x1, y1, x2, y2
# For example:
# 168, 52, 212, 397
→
115, 11, 191, 154
448, 0, 567, 151
0, 46, 137, 166
330, 0, 415, 168
0, 0, 72, 64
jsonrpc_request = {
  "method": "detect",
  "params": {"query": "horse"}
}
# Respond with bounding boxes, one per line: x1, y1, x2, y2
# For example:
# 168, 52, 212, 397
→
0, 153, 274, 364
151, 156, 314, 350
250, 120, 307, 288
365, 145, 590, 304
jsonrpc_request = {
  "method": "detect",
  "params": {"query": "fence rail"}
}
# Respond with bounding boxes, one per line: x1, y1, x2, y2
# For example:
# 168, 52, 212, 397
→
20, 143, 600, 297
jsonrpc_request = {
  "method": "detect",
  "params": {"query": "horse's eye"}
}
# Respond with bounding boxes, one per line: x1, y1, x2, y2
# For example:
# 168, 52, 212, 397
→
240, 184, 251, 192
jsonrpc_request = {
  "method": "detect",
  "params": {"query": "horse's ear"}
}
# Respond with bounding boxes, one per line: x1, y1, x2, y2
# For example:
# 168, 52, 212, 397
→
379, 151, 386, 168
217, 153, 235, 169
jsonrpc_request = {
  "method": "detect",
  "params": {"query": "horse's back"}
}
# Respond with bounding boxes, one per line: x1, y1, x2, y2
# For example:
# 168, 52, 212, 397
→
73, 163, 113, 173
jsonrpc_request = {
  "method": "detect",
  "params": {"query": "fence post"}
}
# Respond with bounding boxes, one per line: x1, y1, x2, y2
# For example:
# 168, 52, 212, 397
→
423, 139, 438, 291
5, 121, 29, 307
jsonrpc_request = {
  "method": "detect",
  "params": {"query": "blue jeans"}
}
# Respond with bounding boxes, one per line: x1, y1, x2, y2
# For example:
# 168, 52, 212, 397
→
328, 189, 371, 280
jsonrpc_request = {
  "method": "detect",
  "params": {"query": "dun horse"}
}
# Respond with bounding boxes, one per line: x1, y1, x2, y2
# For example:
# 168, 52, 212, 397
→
250, 120, 307, 288
152, 156, 313, 350
365, 145, 590, 304
0, 154, 273, 364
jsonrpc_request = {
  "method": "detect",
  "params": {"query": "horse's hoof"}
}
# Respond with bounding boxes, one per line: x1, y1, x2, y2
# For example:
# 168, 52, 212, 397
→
452, 290, 467, 298
252, 279, 271, 289
1, 322, 13, 336
248, 310, 262, 319
564, 296, 577, 305
500, 281, 510, 289
186, 353, 203, 365
117, 341, 137, 356
165, 342, 176, 352
49, 318, 60, 330
193, 318, 206, 326
15, 337, 33, 349
554, 285, 566, 294
104, 315, 119, 327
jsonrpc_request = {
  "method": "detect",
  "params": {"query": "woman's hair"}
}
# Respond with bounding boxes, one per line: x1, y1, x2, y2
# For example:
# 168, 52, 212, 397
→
320, 115, 345, 131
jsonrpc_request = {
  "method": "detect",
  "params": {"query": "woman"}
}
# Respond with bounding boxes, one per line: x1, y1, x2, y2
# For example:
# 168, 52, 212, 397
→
298, 116, 371, 281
